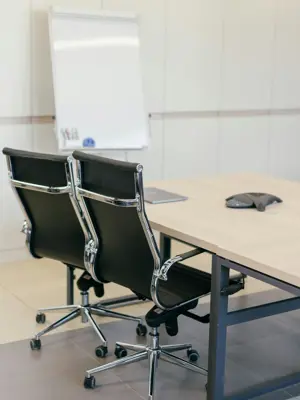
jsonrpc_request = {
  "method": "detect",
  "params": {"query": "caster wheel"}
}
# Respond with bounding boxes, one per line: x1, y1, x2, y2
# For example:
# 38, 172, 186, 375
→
30, 338, 41, 351
84, 376, 96, 389
36, 313, 46, 324
187, 348, 199, 363
114, 345, 127, 359
95, 345, 108, 358
136, 323, 147, 337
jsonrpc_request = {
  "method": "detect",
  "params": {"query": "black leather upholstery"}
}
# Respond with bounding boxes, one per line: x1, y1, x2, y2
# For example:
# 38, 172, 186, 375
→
157, 263, 211, 308
73, 151, 212, 311
2, 148, 85, 268
73, 151, 155, 298
77, 271, 104, 297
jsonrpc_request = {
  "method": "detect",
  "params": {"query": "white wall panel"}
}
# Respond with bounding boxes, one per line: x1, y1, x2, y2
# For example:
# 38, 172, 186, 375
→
272, 1, 300, 108
32, 124, 57, 153
165, 0, 223, 112
221, 0, 274, 110
31, 9, 54, 116
0, 0, 31, 117
0, 125, 33, 251
164, 118, 219, 179
218, 117, 270, 174
99, 151, 127, 161
127, 120, 164, 181
103, 0, 165, 113
269, 116, 300, 180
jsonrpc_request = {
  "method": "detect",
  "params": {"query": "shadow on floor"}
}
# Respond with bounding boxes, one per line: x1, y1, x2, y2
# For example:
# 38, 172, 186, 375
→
1, 289, 300, 399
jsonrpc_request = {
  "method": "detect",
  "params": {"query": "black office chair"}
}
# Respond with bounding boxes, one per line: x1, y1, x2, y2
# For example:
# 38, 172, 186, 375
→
72, 151, 237, 399
2, 148, 147, 356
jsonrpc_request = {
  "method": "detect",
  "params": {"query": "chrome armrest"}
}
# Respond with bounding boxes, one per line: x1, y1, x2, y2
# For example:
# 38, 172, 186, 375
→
151, 247, 207, 311
158, 248, 205, 281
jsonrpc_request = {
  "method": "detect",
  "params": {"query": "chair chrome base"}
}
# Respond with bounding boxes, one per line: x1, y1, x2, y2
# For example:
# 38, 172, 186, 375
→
84, 328, 207, 399
30, 291, 145, 354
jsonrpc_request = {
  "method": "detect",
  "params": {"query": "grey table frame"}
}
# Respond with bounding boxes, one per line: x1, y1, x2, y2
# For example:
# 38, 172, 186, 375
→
158, 233, 300, 399
207, 255, 300, 399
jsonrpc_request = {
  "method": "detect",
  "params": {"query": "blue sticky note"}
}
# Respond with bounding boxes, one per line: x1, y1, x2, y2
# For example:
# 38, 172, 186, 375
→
83, 137, 96, 148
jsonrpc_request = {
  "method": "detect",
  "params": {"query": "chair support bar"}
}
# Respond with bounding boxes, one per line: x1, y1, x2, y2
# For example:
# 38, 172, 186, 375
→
11, 178, 70, 194
78, 187, 139, 207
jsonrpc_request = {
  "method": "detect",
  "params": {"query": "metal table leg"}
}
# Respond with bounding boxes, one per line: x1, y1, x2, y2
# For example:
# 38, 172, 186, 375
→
160, 233, 171, 263
207, 255, 230, 400
66, 265, 75, 305
206, 255, 300, 400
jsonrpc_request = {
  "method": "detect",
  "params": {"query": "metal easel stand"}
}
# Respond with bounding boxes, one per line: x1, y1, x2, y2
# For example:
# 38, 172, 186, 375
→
207, 255, 300, 400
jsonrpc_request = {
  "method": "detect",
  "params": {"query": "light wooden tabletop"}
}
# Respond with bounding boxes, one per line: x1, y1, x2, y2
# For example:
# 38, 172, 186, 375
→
145, 173, 300, 287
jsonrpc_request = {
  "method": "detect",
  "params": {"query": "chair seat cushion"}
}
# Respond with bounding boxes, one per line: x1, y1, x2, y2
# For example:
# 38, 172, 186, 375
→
157, 262, 212, 309
145, 263, 211, 330
77, 271, 105, 298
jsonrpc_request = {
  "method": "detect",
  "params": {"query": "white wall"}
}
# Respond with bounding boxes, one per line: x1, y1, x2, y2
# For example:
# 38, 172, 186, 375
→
1, 0, 300, 260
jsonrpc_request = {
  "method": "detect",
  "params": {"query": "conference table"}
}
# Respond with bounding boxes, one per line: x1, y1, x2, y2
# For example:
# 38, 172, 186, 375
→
146, 173, 300, 400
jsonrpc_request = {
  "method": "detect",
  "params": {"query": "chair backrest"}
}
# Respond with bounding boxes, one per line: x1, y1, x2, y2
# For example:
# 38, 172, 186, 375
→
2, 148, 85, 268
72, 151, 160, 299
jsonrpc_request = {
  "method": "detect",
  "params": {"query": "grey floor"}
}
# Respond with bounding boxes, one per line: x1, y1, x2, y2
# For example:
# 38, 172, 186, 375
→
1, 289, 300, 400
